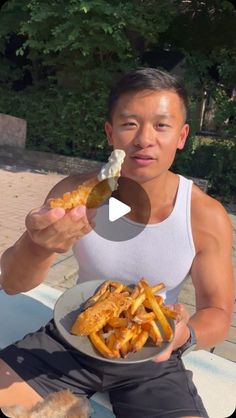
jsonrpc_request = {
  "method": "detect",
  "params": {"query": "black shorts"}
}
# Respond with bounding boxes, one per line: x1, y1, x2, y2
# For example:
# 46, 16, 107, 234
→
0, 320, 208, 418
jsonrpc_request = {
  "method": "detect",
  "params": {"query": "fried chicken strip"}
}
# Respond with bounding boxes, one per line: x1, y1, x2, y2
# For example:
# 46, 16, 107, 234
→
48, 149, 126, 209
71, 292, 132, 336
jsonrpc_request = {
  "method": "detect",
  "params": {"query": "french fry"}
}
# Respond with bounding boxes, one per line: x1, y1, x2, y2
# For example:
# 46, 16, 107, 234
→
131, 283, 165, 315
107, 332, 116, 349
130, 323, 142, 343
110, 282, 125, 293
136, 281, 165, 295
114, 325, 136, 350
161, 306, 179, 320
140, 280, 173, 342
143, 295, 164, 310
98, 329, 106, 343
123, 306, 133, 321
89, 332, 115, 358
147, 320, 163, 345
150, 283, 165, 293
108, 317, 129, 328
135, 304, 146, 314
131, 330, 149, 352
106, 332, 120, 357
130, 286, 140, 299
130, 293, 146, 315
120, 340, 131, 358
133, 311, 155, 324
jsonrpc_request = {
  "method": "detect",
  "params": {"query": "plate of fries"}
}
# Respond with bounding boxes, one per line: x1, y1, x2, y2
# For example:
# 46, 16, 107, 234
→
54, 278, 177, 364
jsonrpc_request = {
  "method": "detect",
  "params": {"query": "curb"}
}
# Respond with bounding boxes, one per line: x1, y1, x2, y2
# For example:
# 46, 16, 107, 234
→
44, 251, 78, 291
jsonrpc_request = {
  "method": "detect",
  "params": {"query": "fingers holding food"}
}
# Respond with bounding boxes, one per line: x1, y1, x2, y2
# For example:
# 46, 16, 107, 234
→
25, 206, 66, 231
27, 149, 125, 252
25, 204, 94, 253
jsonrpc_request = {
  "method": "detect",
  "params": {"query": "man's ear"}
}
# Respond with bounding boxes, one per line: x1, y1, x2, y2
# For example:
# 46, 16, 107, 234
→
104, 121, 113, 146
177, 124, 189, 150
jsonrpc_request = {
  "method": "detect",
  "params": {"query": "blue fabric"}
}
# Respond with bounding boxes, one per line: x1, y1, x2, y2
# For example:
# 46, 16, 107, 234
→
91, 399, 115, 418
0, 291, 53, 348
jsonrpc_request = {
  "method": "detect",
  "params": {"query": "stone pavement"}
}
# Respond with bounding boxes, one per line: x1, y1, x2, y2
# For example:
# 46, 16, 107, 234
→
0, 164, 235, 362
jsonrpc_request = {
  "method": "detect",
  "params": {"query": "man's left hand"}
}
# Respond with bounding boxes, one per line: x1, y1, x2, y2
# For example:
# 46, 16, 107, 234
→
153, 304, 190, 362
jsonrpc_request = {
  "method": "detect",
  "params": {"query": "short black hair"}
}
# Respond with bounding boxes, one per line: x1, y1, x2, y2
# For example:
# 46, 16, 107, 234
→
107, 67, 188, 122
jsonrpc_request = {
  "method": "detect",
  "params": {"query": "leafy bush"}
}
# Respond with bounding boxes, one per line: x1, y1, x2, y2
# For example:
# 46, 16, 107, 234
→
0, 85, 111, 161
173, 137, 236, 199
190, 140, 236, 199
1, 85, 235, 199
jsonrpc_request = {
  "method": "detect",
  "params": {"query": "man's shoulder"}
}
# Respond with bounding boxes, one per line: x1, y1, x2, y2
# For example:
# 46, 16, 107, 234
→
45, 170, 100, 201
191, 185, 232, 240
192, 185, 226, 216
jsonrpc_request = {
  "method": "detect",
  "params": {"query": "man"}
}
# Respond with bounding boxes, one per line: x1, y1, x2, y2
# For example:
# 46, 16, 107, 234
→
0, 68, 234, 418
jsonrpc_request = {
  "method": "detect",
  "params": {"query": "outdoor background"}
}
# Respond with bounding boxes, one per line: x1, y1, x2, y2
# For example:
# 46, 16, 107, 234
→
0, 0, 235, 200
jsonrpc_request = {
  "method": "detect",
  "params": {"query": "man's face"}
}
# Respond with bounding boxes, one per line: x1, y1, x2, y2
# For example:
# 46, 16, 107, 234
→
105, 89, 189, 183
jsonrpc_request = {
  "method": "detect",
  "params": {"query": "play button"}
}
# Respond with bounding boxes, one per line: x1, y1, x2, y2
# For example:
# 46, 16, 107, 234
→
86, 176, 151, 242
109, 197, 131, 222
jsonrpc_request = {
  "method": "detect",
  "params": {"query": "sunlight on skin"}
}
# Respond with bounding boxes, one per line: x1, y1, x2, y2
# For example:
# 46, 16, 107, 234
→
0, 359, 42, 407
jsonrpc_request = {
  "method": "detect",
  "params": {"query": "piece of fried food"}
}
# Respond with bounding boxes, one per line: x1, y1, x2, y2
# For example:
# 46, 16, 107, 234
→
48, 149, 126, 209
130, 282, 165, 315
89, 332, 116, 359
140, 279, 173, 342
70, 278, 177, 359
83, 280, 111, 309
48, 177, 113, 209
71, 292, 132, 336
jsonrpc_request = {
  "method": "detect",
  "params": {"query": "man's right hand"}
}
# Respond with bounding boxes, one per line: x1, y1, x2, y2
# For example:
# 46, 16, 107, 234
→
25, 205, 96, 254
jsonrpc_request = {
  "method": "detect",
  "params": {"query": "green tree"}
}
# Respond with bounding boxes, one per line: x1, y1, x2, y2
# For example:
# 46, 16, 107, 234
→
159, 0, 236, 135
0, 0, 177, 160
0, 0, 235, 199
0, 0, 176, 89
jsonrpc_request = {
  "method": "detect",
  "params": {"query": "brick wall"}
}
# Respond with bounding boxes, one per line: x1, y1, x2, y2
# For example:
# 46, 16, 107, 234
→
0, 145, 102, 175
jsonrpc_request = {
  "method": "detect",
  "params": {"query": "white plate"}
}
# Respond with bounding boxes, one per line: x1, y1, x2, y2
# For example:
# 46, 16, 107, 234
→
54, 280, 175, 364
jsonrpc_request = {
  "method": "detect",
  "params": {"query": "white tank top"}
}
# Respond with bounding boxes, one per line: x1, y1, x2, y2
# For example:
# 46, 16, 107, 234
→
73, 175, 195, 304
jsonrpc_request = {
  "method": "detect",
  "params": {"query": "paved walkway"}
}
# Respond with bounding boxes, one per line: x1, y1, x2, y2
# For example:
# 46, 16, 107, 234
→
0, 164, 235, 362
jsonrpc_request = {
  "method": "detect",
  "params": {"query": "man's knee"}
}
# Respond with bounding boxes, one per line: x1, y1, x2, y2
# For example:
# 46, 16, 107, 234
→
0, 358, 42, 407
0, 358, 22, 389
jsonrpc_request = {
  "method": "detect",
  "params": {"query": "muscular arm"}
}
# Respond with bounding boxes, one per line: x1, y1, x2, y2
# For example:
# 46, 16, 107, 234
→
156, 190, 234, 363
189, 189, 234, 349
0, 173, 97, 294
0, 231, 57, 294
